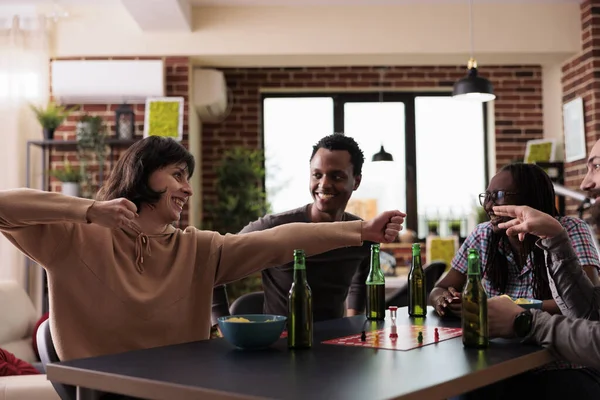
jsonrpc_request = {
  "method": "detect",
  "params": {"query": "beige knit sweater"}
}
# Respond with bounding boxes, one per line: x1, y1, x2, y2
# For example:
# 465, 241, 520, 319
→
0, 189, 363, 360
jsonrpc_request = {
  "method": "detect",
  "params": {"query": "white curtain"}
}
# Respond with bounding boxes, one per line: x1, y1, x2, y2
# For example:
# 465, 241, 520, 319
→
0, 15, 49, 306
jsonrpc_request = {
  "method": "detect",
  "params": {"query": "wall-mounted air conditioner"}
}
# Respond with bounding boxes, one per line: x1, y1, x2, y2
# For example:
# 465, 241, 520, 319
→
51, 60, 165, 104
193, 68, 230, 123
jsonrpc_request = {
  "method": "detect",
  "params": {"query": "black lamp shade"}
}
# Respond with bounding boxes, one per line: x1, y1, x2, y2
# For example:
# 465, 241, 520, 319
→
452, 67, 496, 102
372, 145, 394, 162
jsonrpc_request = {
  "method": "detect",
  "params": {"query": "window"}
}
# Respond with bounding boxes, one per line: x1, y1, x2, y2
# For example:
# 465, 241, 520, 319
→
263, 97, 334, 213
262, 93, 488, 238
343, 102, 406, 216
415, 96, 486, 237
0, 72, 39, 101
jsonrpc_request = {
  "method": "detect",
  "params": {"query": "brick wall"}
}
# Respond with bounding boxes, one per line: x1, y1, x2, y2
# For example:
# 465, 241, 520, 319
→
201, 65, 543, 221
49, 56, 191, 225
562, 0, 600, 216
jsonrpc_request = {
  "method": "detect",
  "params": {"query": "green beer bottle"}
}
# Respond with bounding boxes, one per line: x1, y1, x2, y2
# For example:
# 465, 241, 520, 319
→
461, 248, 489, 348
408, 243, 427, 317
366, 244, 386, 320
288, 249, 313, 349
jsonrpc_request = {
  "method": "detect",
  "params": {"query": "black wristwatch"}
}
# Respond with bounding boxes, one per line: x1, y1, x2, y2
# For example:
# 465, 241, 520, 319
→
513, 309, 534, 338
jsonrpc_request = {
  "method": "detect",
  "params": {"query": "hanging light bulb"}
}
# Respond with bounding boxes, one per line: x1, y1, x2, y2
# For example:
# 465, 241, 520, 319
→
372, 68, 394, 162
452, 0, 496, 103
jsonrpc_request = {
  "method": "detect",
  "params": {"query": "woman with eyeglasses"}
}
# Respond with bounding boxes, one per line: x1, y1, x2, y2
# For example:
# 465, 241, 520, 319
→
434, 162, 600, 400
430, 162, 600, 317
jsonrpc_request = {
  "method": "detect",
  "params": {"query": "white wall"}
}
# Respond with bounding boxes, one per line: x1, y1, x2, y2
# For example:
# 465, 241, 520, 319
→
47, 3, 581, 66
543, 62, 567, 160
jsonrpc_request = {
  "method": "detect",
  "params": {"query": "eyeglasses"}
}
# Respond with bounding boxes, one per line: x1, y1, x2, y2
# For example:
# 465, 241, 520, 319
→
478, 191, 520, 206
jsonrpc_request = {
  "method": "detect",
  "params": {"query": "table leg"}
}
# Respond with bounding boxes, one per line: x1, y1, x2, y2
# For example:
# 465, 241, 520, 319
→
76, 387, 139, 400
76, 387, 102, 400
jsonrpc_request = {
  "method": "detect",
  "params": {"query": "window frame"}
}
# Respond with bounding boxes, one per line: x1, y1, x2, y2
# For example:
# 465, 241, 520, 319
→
260, 91, 490, 235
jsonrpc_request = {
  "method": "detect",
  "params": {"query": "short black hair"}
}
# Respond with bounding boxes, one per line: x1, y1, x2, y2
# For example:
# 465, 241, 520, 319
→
309, 133, 365, 176
97, 136, 195, 210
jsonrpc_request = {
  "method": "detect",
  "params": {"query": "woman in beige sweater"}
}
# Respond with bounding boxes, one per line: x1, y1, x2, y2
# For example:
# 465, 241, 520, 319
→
0, 137, 404, 361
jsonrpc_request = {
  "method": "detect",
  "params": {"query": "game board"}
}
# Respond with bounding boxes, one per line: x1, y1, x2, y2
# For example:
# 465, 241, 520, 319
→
322, 325, 462, 351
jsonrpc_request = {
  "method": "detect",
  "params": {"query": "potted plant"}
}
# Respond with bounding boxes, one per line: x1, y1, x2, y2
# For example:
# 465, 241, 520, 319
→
76, 115, 107, 198
449, 219, 462, 236
49, 161, 83, 197
427, 220, 440, 236
76, 115, 104, 142
29, 101, 75, 140
206, 147, 270, 302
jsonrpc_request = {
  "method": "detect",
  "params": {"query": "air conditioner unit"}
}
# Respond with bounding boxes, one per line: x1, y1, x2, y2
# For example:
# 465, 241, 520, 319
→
193, 69, 229, 123
51, 60, 165, 104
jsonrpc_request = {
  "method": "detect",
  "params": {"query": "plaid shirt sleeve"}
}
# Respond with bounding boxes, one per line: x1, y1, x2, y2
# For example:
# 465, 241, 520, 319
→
562, 217, 600, 270
451, 224, 483, 274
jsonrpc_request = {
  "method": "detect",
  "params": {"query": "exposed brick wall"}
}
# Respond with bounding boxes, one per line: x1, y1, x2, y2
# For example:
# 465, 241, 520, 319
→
562, 0, 600, 216
201, 65, 543, 222
49, 56, 191, 225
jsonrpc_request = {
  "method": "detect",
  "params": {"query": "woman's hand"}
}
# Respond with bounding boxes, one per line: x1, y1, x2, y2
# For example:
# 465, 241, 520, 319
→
86, 198, 139, 229
433, 286, 462, 317
492, 205, 564, 241
362, 210, 406, 243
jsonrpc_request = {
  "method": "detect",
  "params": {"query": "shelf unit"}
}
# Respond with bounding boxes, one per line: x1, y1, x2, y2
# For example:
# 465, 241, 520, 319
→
26, 138, 140, 191
25, 137, 141, 314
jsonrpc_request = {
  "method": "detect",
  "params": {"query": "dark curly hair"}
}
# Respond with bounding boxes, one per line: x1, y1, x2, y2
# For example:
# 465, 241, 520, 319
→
310, 133, 365, 176
485, 162, 557, 300
96, 136, 195, 210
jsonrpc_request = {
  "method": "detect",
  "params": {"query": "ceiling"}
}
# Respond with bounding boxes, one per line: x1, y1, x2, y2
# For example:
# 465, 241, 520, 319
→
190, 0, 581, 4
0, 0, 584, 5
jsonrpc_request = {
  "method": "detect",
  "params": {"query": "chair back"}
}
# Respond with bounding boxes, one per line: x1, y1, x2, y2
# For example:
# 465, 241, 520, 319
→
424, 261, 447, 294
36, 319, 76, 400
229, 291, 265, 315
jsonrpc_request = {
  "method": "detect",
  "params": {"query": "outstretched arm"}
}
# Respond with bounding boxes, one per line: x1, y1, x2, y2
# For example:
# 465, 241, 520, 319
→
211, 211, 405, 287
0, 188, 138, 268
0, 189, 95, 266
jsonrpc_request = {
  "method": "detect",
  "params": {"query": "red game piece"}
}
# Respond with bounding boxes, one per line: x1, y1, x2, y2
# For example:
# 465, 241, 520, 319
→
434, 328, 440, 342
322, 325, 462, 351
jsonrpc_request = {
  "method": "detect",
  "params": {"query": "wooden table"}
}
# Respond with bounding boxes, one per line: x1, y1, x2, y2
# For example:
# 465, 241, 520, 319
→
47, 307, 554, 400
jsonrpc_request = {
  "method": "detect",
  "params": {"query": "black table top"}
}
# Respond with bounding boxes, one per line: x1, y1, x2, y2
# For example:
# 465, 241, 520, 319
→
48, 307, 553, 400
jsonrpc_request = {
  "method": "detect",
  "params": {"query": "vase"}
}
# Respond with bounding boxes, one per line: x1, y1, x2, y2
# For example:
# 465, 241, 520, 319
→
61, 182, 80, 197
43, 128, 55, 140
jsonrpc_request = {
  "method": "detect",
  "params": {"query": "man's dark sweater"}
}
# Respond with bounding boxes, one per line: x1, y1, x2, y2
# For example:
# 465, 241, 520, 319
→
211, 204, 372, 323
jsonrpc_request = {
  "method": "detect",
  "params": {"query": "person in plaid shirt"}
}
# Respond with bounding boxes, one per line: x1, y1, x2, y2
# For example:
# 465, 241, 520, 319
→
430, 163, 600, 316
434, 163, 600, 400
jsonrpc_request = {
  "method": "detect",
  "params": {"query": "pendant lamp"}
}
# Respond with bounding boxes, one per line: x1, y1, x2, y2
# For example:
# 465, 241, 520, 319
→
452, 0, 496, 102
371, 68, 394, 162
372, 145, 394, 162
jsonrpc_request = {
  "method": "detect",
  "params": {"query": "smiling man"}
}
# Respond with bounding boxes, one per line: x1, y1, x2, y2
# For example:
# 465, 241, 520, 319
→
212, 133, 375, 323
